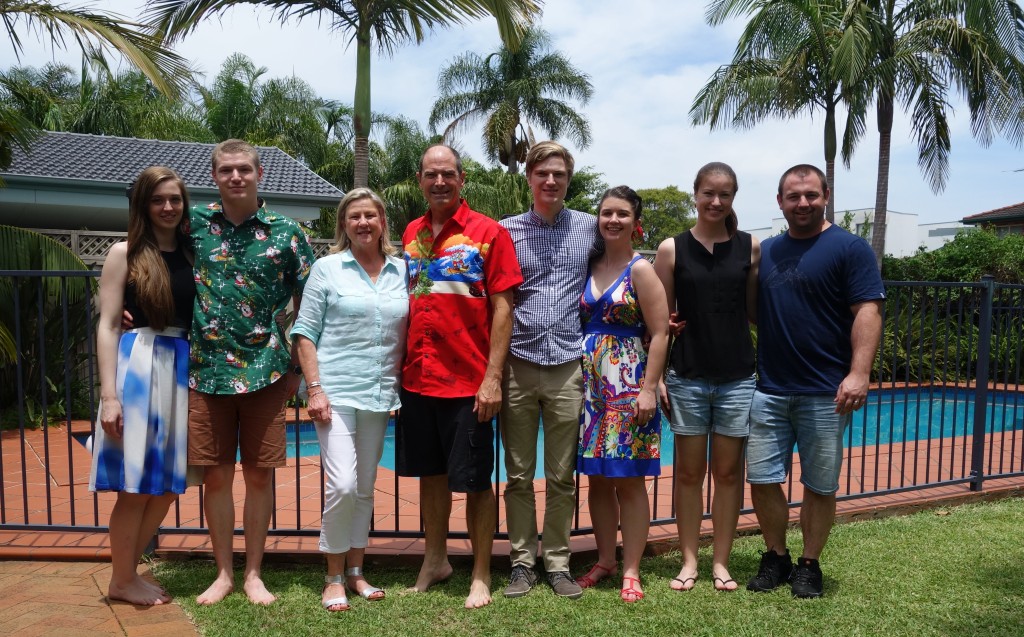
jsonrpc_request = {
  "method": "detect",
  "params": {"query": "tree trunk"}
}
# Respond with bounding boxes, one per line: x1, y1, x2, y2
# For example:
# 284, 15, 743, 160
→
353, 27, 372, 189
824, 101, 837, 223
871, 92, 893, 270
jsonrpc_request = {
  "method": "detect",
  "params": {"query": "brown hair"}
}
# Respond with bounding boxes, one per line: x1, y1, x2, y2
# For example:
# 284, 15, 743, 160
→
694, 161, 739, 236
778, 164, 827, 195
419, 144, 463, 173
525, 141, 575, 181
211, 138, 261, 170
126, 166, 190, 330
590, 185, 642, 261
330, 188, 396, 257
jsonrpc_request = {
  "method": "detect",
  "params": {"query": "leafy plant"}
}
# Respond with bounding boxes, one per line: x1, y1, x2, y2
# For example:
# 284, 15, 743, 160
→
0, 226, 96, 427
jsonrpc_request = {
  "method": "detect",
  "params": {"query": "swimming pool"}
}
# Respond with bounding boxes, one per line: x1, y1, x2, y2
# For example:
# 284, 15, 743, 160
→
73, 388, 1022, 481
278, 388, 1022, 479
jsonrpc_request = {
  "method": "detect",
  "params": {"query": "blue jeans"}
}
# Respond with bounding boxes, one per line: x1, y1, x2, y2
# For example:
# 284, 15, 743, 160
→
664, 371, 754, 438
746, 391, 850, 495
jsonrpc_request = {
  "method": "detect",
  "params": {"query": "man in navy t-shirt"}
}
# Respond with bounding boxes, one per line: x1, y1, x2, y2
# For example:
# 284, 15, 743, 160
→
745, 164, 884, 598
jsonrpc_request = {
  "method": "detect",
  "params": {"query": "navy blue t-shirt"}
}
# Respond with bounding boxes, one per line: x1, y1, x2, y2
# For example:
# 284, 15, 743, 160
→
757, 224, 885, 395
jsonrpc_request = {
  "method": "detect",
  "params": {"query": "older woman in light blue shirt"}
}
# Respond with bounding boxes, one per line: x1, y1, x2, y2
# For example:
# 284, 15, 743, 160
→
292, 188, 408, 612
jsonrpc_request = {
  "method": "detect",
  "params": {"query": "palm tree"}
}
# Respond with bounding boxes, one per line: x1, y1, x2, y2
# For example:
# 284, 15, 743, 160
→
145, 0, 542, 188
836, 0, 1024, 265
1, 1, 192, 168
429, 27, 593, 173
690, 0, 852, 222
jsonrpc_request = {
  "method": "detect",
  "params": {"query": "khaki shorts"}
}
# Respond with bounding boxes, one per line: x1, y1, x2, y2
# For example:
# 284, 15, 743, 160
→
188, 380, 291, 468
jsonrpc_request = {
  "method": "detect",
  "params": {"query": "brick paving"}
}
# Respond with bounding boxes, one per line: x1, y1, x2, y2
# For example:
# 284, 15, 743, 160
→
1, 420, 1021, 635
0, 561, 196, 636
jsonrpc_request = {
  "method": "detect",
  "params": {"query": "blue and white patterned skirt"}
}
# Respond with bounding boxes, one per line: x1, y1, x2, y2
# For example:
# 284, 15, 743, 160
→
89, 327, 200, 495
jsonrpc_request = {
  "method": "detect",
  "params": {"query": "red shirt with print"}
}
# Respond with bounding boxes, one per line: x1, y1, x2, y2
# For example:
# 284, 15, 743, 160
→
402, 200, 523, 398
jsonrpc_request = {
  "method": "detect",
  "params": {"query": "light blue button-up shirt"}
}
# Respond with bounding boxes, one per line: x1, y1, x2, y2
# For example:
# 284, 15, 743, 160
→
291, 250, 408, 412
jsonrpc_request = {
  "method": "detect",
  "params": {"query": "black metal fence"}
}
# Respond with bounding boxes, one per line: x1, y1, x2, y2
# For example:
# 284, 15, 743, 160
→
1, 270, 1022, 543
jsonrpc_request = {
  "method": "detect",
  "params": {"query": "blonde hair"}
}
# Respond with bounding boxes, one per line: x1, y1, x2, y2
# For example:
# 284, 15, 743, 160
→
126, 166, 190, 330
525, 141, 575, 181
330, 188, 396, 257
211, 138, 260, 170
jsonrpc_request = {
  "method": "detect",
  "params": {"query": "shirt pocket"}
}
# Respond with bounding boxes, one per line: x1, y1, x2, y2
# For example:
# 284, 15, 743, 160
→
384, 289, 410, 324
333, 288, 371, 319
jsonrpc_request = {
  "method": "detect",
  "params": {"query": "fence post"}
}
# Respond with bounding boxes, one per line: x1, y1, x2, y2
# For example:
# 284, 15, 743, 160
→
969, 275, 995, 492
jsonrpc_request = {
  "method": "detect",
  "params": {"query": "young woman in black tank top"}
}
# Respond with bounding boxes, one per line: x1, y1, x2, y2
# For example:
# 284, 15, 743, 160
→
92, 166, 196, 605
653, 162, 761, 592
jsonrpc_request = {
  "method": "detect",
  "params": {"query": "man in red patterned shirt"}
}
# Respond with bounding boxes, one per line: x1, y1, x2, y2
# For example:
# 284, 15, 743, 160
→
398, 145, 523, 609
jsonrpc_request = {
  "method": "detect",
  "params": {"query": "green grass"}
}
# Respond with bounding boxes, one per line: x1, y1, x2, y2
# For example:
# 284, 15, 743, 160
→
154, 497, 1024, 637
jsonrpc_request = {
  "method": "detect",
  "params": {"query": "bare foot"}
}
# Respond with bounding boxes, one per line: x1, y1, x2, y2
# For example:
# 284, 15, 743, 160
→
321, 581, 349, 611
409, 561, 453, 593
135, 574, 171, 601
196, 576, 234, 605
108, 579, 168, 606
464, 577, 491, 609
243, 576, 276, 605
669, 567, 698, 591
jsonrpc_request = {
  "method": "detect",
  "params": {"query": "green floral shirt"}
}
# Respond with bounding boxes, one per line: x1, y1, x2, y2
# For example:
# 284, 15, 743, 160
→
187, 200, 314, 395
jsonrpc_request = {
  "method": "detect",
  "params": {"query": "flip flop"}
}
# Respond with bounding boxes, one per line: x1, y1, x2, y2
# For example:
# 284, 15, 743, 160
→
575, 563, 616, 589
713, 576, 738, 592
670, 575, 697, 591
620, 576, 644, 603
322, 574, 350, 611
345, 567, 385, 601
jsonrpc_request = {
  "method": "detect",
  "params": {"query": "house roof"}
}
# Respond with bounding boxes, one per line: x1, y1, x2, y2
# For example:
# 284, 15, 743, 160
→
961, 202, 1024, 225
3, 131, 343, 200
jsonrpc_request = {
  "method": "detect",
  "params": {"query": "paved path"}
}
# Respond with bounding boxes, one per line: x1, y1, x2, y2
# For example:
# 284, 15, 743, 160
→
0, 561, 197, 636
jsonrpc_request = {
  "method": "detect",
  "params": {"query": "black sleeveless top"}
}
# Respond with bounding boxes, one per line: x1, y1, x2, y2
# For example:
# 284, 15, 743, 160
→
669, 230, 755, 382
124, 244, 195, 329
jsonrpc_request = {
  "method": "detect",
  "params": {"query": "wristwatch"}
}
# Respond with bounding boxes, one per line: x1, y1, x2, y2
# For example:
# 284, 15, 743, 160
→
292, 365, 302, 376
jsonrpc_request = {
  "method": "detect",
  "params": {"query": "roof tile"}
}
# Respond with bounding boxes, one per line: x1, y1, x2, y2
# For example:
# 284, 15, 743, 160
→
3, 131, 344, 199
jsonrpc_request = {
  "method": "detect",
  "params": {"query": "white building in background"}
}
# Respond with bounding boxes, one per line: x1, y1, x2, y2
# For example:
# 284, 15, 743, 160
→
745, 208, 970, 257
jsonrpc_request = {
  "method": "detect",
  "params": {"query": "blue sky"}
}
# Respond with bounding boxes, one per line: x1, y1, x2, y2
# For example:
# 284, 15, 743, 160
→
9, 0, 1023, 230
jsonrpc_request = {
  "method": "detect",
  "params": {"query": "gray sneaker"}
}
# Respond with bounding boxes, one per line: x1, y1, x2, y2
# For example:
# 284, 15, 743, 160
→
504, 565, 538, 598
547, 571, 584, 599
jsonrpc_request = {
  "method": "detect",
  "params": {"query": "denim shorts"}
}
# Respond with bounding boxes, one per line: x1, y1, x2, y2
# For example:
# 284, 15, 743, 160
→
746, 390, 850, 495
664, 371, 755, 438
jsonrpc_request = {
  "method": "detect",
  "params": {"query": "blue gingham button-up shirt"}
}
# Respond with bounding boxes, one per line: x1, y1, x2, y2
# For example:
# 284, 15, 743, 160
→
500, 207, 596, 366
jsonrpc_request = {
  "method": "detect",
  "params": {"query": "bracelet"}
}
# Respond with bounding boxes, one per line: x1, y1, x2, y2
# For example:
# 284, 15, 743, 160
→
308, 389, 325, 398
307, 381, 322, 389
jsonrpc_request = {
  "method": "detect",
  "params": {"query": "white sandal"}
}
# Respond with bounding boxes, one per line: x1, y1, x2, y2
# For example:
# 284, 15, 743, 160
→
345, 566, 385, 600
322, 574, 349, 611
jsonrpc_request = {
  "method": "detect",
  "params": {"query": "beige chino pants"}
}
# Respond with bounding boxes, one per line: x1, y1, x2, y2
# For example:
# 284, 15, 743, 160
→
500, 356, 583, 573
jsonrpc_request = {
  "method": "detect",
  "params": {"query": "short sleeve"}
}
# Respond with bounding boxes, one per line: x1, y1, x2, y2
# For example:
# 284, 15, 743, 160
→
483, 224, 524, 295
290, 258, 329, 344
845, 238, 886, 305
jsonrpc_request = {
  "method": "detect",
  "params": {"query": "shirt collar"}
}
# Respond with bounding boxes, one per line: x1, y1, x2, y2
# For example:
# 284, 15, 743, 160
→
528, 206, 566, 227
214, 197, 273, 225
424, 199, 470, 230
340, 248, 399, 273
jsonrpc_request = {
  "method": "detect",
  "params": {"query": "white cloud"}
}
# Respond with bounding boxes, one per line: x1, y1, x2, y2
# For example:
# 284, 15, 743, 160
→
5, 0, 1020, 229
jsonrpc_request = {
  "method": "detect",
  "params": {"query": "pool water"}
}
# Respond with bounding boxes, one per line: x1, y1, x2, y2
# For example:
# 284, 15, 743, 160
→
282, 389, 1022, 479
73, 389, 1022, 482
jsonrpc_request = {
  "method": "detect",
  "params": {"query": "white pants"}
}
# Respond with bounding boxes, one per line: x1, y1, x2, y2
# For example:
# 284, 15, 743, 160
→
317, 407, 388, 554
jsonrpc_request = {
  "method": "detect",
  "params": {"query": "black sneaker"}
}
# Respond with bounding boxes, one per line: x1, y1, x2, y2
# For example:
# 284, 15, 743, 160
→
746, 549, 793, 592
790, 557, 824, 598
503, 565, 538, 598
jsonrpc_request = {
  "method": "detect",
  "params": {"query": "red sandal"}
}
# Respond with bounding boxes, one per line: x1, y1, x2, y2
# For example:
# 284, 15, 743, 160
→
575, 563, 616, 589
620, 576, 644, 602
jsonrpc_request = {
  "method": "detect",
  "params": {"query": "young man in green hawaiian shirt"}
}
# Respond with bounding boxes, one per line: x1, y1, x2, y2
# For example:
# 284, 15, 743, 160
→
187, 139, 314, 606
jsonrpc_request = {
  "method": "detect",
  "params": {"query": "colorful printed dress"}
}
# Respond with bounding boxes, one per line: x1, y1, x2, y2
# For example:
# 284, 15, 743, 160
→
578, 255, 661, 477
